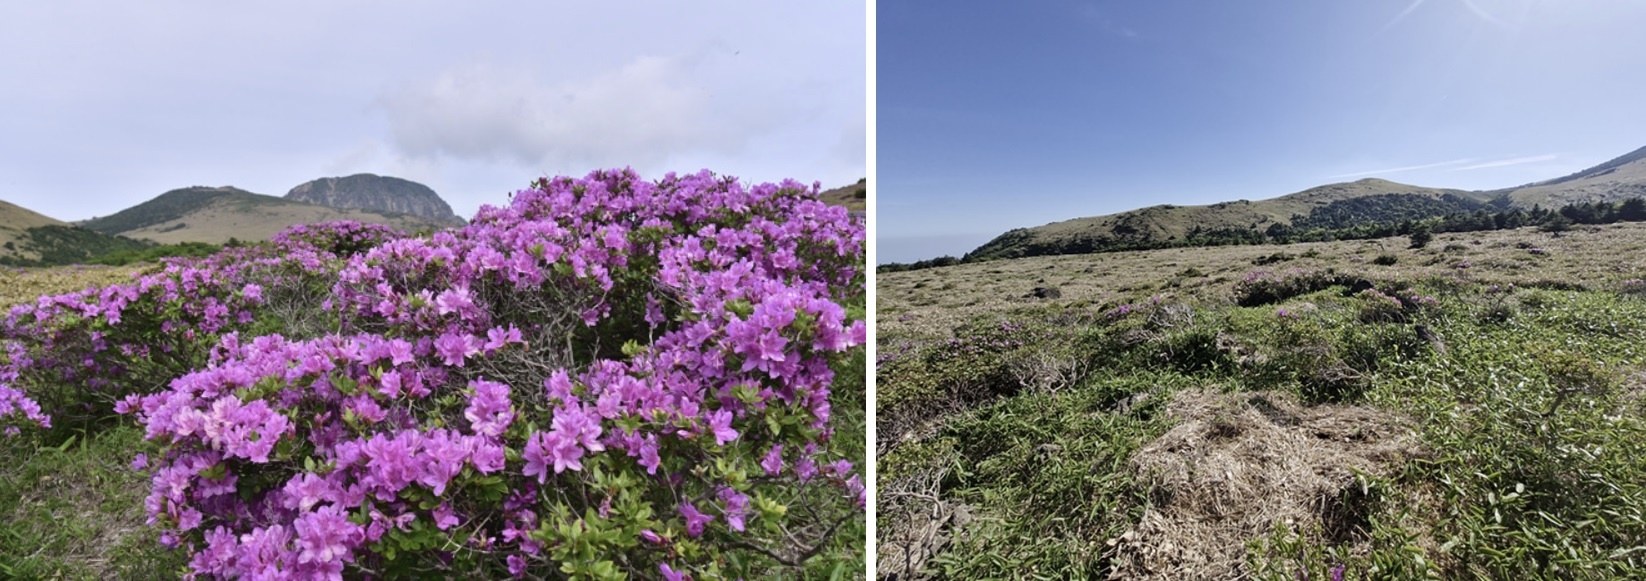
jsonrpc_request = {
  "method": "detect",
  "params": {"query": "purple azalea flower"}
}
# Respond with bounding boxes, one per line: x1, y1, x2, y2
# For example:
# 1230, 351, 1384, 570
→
717, 487, 751, 532
760, 444, 784, 475
706, 409, 738, 445
432, 503, 459, 530
680, 502, 714, 537
661, 563, 691, 581
463, 379, 514, 438
293, 505, 363, 565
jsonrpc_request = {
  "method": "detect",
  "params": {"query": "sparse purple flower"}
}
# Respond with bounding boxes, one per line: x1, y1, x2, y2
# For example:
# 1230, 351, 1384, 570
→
661, 562, 690, 581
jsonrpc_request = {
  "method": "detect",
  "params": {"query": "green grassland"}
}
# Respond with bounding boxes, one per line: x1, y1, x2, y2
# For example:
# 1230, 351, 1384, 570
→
878, 222, 1646, 580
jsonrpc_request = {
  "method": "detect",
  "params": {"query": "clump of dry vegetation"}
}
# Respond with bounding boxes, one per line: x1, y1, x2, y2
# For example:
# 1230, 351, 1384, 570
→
1111, 390, 1420, 580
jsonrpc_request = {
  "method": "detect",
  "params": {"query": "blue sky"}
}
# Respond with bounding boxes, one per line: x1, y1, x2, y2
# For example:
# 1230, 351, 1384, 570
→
879, 0, 1646, 263
0, 1, 864, 223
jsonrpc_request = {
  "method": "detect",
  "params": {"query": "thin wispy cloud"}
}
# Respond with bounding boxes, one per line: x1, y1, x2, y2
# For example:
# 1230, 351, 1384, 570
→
1458, 0, 1510, 29
1076, 2, 1140, 38
1380, 0, 1429, 33
1452, 154, 1558, 171
1382, 0, 1513, 34
1327, 157, 1474, 179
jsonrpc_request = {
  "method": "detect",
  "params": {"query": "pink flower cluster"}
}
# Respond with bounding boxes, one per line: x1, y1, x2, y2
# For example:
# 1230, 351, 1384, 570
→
0, 240, 349, 434
11, 169, 866, 578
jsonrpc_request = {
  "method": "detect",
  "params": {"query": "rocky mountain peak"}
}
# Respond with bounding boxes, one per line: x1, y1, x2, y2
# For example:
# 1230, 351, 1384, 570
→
285, 174, 463, 225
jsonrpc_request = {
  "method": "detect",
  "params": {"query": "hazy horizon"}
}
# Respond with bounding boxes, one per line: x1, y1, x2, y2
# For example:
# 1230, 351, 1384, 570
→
880, 0, 1646, 263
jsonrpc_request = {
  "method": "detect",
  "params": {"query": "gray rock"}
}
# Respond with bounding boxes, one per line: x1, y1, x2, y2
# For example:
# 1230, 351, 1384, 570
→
1028, 286, 1062, 299
286, 174, 465, 225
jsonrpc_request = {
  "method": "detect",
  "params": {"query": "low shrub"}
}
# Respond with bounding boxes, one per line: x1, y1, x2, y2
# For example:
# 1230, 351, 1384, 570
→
1233, 269, 1357, 307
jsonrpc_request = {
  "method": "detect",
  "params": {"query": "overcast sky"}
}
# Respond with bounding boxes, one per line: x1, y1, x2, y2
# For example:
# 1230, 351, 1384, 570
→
880, 0, 1646, 263
0, 1, 865, 223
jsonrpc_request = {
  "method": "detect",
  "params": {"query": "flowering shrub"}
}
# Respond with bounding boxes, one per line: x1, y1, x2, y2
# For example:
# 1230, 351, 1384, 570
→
1622, 279, 1646, 297
1233, 268, 1352, 307
1355, 289, 1406, 323
1101, 295, 1172, 322
0, 240, 348, 433
4, 169, 866, 579
1405, 294, 1440, 309
273, 221, 407, 258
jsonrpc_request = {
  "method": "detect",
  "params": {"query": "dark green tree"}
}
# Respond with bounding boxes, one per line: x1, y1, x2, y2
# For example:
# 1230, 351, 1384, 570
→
1409, 224, 1433, 248
1619, 198, 1646, 222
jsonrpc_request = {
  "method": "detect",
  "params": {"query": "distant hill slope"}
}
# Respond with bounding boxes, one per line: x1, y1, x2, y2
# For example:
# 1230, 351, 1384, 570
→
1, 198, 66, 243
285, 174, 465, 225
83, 186, 454, 245
1, 199, 69, 262
964, 144, 1646, 262
1, 199, 158, 266
818, 178, 867, 212
1499, 145, 1646, 208
968, 179, 1487, 261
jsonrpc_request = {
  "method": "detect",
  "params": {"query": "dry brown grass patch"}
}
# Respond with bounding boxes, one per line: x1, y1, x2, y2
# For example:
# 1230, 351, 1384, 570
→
1104, 389, 1423, 580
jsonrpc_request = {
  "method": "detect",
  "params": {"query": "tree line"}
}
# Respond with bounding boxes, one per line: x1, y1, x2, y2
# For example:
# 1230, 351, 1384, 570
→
879, 196, 1646, 273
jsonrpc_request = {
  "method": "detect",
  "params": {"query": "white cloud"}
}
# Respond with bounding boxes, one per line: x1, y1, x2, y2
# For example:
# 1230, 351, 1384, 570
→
379, 55, 781, 175
1452, 154, 1558, 171
1327, 157, 1475, 179
1381, 0, 1430, 33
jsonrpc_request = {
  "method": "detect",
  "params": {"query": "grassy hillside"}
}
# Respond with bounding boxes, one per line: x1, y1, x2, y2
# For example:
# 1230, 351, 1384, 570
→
0, 225, 153, 267
2, 198, 231, 267
1501, 146, 1646, 208
81, 187, 269, 235
0, 199, 65, 231
0, 199, 68, 262
84, 186, 453, 245
820, 178, 868, 212
878, 222, 1646, 579
965, 179, 1485, 261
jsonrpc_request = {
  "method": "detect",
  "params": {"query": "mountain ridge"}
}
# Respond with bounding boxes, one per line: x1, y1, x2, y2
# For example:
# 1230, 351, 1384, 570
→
80, 185, 454, 245
958, 145, 1646, 263
4, 175, 868, 264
